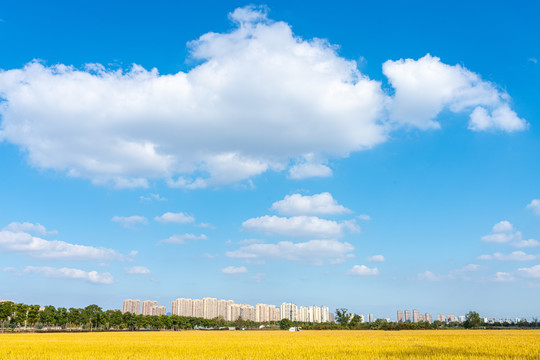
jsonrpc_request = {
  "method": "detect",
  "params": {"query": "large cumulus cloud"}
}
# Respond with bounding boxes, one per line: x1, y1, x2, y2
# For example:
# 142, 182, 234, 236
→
0, 6, 526, 188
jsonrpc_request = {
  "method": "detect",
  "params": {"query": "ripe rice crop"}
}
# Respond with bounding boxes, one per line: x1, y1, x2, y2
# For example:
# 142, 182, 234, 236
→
1, 330, 539, 359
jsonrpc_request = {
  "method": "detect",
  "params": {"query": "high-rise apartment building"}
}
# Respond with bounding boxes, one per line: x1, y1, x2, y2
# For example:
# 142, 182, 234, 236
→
368, 313, 374, 323
280, 303, 298, 321
397, 310, 404, 323
412, 309, 420, 323
142, 300, 158, 316
404, 310, 411, 323
425, 313, 433, 324
218, 300, 233, 319
122, 299, 141, 315
227, 303, 242, 321
437, 313, 446, 322
203, 297, 218, 319
192, 299, 204, 318
151, 306, 166, 316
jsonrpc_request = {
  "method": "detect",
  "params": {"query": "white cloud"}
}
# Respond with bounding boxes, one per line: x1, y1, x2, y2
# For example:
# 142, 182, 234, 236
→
448, 264, 481, 280
159, 233, 207, 244
226, 239, 354, 265
481, 221, 538, 247
111, 215, 148, 227
3, 222, 57, 236
155, 212, 195, 224
417, 270, 441, 281
418, 264, 481, 281
221, 266, 248, 274
518, 264, 540, 278
526, 199, 540, 215
357, 214, 371, 221
493, 272, 515, 282
478, 251, 538, 261
512, 239, 540, 248
347, 265, 379, 276
367, 254, 385, 262
140, 193, 166, 201
288, 163, 332, 180
241, 215, 358, 238
384, 54, 526, 132
0, 228, 135, 261
24, 266, 113, 284
270, 192, 351, 216
0, 8, 524, 189
126, 266, 151, 275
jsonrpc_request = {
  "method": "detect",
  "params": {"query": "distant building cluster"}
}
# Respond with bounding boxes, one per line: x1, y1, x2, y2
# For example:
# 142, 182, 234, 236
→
170, 297, 281, 322
122, 299, 165, 316
122, 298, 331, 323
281, 303, 330, 323
396, 309, 453, 324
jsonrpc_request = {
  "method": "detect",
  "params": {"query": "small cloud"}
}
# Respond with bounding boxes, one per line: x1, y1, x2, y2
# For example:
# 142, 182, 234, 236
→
347, 265, 379, 276
111, 215, 148, 227
481, 221, 537, 247
366, 254, 385, 262
125, 266, 151, 275
202, 253, 218, 258
518, 264, 540, 278
448, 264, 481, 280
197, 223, 215, 229
528, 58, 538, 64
417, 270, 441, 281
288, 162, 332, 179
140, 193, 166, 201
221, 266, 248, 274
526, 199, 540, 215
251, 272, 266, 282
238, 238, 265, 245
3, 222, 57, 236
270, 192, 351, 216
159, 233, 207, 244
155, 212, 195, 224
493, 272, 515, 282
357, 214, 371, 221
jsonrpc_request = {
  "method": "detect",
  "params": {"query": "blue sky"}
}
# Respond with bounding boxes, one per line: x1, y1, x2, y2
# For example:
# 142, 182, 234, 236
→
0, 0, 539, 319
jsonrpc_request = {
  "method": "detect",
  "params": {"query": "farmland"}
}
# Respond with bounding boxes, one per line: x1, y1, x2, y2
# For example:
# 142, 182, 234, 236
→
1, 330, 539, 359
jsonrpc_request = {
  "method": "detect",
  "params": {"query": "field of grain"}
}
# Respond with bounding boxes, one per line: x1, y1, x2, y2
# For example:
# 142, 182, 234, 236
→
1, 330, 539, 359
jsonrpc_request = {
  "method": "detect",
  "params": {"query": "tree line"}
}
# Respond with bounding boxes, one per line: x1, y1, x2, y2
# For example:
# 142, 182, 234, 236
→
1, 302, 537, 332
0, 301, 283, 332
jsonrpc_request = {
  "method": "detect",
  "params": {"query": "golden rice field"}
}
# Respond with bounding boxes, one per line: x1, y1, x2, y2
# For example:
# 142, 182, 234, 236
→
1, 330, 539, 359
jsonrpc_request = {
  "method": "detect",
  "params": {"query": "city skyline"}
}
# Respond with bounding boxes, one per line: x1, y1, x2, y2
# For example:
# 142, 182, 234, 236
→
0, 0, 539, 319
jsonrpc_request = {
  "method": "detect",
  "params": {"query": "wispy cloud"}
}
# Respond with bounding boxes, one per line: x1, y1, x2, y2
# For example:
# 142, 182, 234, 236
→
159, 233, 207, 244
125, 266, 151, 275
23, 266, 113, 284
221, 266, 248, 274
0, 228, 136, 261
226, 239, 354, 265
111, 215, 148, 227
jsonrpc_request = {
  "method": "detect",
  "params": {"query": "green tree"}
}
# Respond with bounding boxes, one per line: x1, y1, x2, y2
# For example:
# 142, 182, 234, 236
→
12, 303, 29, 331
279, 318, 293, 330
82, 305, 103, 330
26, 305, 40, 328
56, 307, 68, 329
39, 305, 58, 328
0, 301, 14, 333
67, 308, 82, 330
464, 311, 481, 329
335, 308, 349, 326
